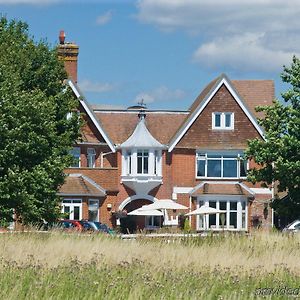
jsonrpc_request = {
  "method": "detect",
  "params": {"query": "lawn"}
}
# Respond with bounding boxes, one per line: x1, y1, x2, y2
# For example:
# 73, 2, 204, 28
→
1, 231, 300, 299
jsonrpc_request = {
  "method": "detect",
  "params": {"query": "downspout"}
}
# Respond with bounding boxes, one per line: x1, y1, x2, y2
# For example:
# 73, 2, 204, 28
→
189, 195, 192, 226
100, 151, 114, 168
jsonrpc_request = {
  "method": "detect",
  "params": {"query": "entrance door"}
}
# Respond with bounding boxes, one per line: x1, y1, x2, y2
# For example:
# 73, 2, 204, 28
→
62, 199, 82, 220
88, 199, 99, 222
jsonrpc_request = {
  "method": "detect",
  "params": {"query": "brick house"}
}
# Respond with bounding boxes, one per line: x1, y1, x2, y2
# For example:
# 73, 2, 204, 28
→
58, 34, 274, 232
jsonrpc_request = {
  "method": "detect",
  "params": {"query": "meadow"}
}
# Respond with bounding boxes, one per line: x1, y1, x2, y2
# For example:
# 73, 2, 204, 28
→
0, 231, 300, 299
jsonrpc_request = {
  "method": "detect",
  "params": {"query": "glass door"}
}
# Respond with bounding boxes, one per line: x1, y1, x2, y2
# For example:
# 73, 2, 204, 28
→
62, 199, 82, 220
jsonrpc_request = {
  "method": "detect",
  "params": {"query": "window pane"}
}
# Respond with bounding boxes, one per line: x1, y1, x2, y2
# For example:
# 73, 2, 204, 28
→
207, 160, 221, 177
209, 214, 216, 228
63, 200, 72, 203
242, 212, 246, 229
219, 213, 226, 228
143, 156, 148, 174
207, 153, 221, 158
225, 114, 231, 127
223, 160, 237, 177
209, 201, 216, 208
240, 160, 247, 177
153, 216, 160, 227
197, 160, 205, 177
137, 156, 142, 174
230, 212, 237, 228
89, 210, 98, 222
198, 215, 205, 229
73, 206, 80, 220
70, 147, 80, 168
63, 206, 70, 219
241, 201, 246, 210
230, 202, 237, 210
219, 201, 227, 210
214, 113, 221, 127
73, 200, 82, 204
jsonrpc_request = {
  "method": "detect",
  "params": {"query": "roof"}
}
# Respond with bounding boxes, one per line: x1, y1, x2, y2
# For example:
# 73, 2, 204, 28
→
94, 111, 188, 145
81, 74, 274, 149
232, 80, 274, 119
120, 117, 165, 148
190, 181, 254, 197
59, 173, 106, 196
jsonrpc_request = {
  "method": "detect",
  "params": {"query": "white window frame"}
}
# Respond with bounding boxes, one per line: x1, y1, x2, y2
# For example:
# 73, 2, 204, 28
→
196, 151, 248, 179
70, 147, 81, 168
196, 195, 248, 231
87, 148, 96, 168
62, 199, 82, 220
137, 149, 149, 174
212, 112, 234, 130
122, 149, 162, 176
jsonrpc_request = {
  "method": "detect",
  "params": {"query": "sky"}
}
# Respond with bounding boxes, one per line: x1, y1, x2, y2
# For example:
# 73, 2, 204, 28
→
0, 0, 299, 110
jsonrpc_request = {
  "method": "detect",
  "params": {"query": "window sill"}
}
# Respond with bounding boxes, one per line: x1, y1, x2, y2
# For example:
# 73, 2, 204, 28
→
211, 128, 234, 131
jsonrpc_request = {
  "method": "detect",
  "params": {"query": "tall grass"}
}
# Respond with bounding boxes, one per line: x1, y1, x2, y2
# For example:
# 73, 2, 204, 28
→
0, 231, 299, 299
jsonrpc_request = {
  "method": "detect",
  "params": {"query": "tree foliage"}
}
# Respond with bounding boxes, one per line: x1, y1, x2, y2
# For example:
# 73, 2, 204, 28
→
0, 18, 81, 224
246, 56, 300, 213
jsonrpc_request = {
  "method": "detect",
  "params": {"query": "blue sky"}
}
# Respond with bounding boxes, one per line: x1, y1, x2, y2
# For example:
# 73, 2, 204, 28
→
0, 0, 298, 110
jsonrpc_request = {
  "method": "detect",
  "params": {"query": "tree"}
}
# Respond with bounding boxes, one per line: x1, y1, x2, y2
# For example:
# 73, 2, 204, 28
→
245, 56, 300, 215
0, 18, 81, 224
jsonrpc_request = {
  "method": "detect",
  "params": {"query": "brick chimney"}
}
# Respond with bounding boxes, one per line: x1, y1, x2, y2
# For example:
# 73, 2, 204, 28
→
57, 30, 79, 83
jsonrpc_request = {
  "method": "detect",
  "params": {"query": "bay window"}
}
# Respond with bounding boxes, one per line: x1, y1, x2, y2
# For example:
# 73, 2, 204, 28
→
122, 149, 162, 176
197, 197, 247, 231
196, 151, 247, 178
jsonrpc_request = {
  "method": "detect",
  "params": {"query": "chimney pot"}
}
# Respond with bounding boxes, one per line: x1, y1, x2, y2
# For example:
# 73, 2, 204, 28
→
59, 30, 65, 44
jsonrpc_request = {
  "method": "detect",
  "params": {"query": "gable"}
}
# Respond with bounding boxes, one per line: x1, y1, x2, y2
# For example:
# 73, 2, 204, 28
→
79, 103, 107, 144
168, 75, 268, 151
177, 84, 263, 149
68, 80, 115, 151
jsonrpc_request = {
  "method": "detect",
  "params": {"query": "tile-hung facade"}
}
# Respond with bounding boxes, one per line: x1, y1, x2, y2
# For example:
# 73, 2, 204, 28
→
59, 34, 274, 232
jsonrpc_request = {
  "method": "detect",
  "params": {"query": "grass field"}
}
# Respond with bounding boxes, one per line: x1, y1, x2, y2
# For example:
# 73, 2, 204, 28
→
1, 231, 300, 299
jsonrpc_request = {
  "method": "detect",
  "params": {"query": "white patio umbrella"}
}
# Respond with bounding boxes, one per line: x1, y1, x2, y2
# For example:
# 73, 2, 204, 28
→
142, 199, 188, 210
141, 200, 188, 226
185, 205, 224, 230
127, 208, 164, 216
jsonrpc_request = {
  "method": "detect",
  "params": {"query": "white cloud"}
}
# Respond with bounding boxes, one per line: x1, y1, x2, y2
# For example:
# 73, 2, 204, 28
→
136, 0, 300, 73
193, 33, 298, 73
96, 11, 113, 25
134, 86, 186, 104
79, 79, 115, 93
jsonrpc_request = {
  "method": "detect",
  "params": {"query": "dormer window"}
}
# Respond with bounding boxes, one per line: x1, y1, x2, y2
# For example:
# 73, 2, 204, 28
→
212, 112, 234, 130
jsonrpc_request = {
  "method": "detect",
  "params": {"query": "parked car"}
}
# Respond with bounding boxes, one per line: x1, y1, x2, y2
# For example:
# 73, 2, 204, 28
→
80, 220, 114, 235
282, 220, 300, 233
58, 219, 83, 231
